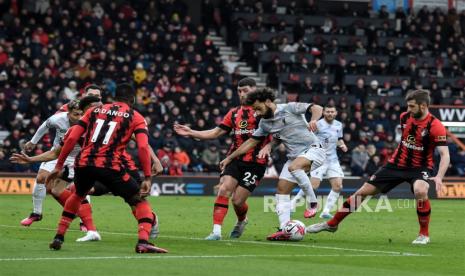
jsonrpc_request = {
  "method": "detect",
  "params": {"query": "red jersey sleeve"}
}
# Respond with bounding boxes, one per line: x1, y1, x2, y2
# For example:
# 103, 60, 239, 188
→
430, 119, 447, 146
133, 112, 151, 177
218, 109, 234, 132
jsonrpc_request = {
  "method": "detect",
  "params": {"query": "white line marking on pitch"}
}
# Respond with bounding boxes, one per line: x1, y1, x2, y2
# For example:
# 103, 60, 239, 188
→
0, 224, 429, 257
0, 254, 428, 262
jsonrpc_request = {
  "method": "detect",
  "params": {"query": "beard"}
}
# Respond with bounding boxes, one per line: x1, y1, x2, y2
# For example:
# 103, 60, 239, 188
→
412, 110, 424, 119
263, 106, 274, 119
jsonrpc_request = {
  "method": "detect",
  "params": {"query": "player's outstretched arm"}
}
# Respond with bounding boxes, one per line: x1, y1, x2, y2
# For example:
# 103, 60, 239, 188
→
173, 123, 227, 140
10, 147, 61, 164
257, 138, 279, 159
430, 145, 450, 193
220, 138, 260, 171
24, 120, 51, 151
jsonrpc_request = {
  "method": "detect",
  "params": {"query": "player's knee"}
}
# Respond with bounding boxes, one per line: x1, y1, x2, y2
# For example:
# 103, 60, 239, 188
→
414, 188, 428, 199
288, 164, 297, 172
276, 184, 292, 194
124, 194, 143, 206
36, 174, 47, 184
332, 182, 343, 192
232, 197, 246, 207
311, 178, 321, 189
50, 187, 61, 198
218, 184, 233, 197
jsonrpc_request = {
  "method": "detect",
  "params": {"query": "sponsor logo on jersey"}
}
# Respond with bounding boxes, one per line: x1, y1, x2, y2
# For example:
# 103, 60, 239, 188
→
234, 129, 255, 135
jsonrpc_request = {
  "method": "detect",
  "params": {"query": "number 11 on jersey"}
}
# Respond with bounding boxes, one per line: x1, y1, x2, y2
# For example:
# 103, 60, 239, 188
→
91, 119, 117, 145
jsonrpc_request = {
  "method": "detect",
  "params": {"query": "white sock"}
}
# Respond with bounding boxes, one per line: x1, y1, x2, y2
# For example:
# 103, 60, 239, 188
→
291, 189, 305, 204
275, 194, 291, 229
85, 195, 91, 203
323, 190, 340, 214
290, 169, 317, 205
32, 182, 46, 214
213, 224, 222, 235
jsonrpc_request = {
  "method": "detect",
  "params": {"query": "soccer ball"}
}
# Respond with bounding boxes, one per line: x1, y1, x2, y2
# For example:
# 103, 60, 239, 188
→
283, 220, 306, 241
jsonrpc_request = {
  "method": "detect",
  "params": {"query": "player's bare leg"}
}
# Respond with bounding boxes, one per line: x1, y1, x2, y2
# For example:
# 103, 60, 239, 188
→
230, 186, 250, 238
412, 180, 431, 245
307, 183, 378, 233
288, 157, 318, 218
320, 177, 343, 219
206, 176, 238, 240
267, 179, 296, 241
21, 169, 49, 226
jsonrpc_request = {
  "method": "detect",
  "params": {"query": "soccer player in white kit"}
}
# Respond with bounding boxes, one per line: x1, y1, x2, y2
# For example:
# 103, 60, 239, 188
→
220, 87, 326, 241
20, 100, 82, 226
291, 105, 348, 219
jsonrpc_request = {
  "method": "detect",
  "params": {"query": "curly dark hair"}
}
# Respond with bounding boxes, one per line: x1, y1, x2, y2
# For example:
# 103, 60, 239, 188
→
67, 99, 81, 111
245, 87, 276, 105
78, 96, 101, 111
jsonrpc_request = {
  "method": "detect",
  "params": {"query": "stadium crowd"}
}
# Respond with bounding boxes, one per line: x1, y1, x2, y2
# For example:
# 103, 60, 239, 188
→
0, 0, 464, 176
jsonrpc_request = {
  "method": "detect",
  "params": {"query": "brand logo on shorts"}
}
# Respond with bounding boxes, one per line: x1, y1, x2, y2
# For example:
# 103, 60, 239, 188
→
421, 171, 429, 180
370, 175, 376, 181
239, 120, 248, 128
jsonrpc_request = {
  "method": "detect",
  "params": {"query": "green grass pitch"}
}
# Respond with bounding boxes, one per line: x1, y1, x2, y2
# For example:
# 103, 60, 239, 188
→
0, 195, 464, 275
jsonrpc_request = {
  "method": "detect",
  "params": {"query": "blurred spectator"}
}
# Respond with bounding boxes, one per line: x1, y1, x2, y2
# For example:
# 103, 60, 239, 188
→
173, 146, 191, 172
201, 142, 220, 172
351, 144, 369, 176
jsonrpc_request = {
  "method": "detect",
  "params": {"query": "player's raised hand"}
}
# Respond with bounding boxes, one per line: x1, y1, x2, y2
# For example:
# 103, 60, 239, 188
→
10, 152, 32, 164
23, 141, 36, 152
173, 124, 192, 137
308, 120, 318, 132
257, 143, 272, 159
219, 157, 232, 172
151, 159, 163, 176
45, 168, 61, 186
429, 176, 443, 194
140, 178, 152, 197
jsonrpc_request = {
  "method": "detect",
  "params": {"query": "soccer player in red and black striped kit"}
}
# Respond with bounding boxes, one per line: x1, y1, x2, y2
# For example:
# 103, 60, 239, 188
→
307, 90, 450, 244
174, 78, 271, 240
46, 83, 167, 253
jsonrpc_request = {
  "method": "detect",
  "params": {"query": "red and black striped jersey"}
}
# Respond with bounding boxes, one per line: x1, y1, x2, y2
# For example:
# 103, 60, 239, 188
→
219, 105, 271, 165
61, 126, 139, 172
56, 102, 151, 177
388, 112, 447, 170
121, 150, 138, 171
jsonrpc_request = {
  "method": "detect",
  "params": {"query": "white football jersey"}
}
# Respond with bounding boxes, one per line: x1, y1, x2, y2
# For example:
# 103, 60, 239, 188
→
316, 119, 343, 162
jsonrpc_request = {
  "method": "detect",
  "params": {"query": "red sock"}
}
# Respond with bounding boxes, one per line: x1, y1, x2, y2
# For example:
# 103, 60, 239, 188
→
57, 193, 85, 236
233, 202, 248, 222
56, 189, 72, 206
134, 200, 154, 242
78, 200, 96, 231
328, 196, 359, 227
213, 196, 229, 225
417, 199, 431, 236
